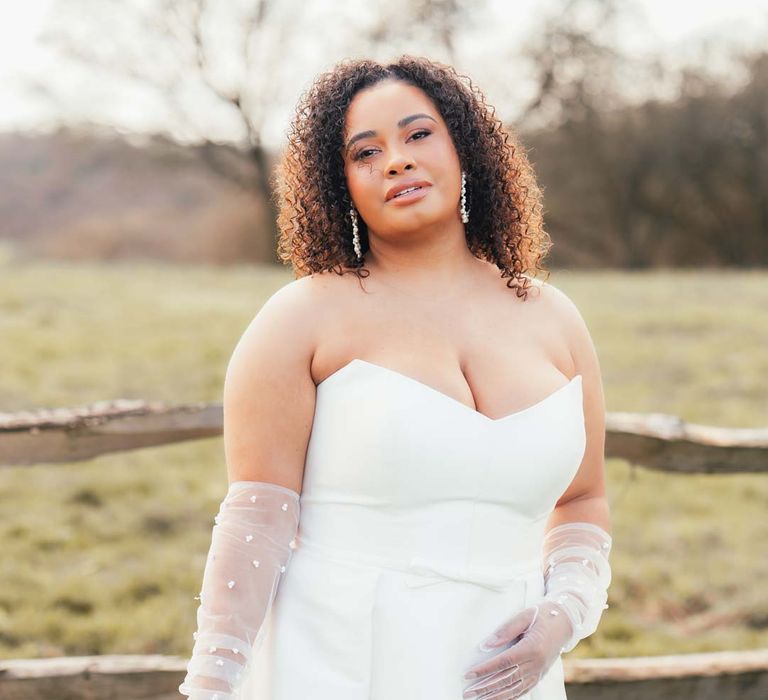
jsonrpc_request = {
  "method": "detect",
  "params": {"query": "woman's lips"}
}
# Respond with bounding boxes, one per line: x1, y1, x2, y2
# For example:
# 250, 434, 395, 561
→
387, 185, 431, 205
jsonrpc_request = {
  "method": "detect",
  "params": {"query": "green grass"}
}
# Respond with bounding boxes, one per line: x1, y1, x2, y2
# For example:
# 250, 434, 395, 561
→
0, 260, 766, 660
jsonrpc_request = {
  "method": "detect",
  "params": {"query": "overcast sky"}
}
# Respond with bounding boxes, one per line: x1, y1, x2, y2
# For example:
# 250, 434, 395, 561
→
1, 0, 766, 146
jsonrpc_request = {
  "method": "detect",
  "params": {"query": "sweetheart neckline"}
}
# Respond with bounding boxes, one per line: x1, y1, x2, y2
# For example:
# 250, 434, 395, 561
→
316, 358, 582, 424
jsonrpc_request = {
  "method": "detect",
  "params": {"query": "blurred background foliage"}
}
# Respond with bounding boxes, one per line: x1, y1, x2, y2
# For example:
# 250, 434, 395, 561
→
2, 0, 766, 267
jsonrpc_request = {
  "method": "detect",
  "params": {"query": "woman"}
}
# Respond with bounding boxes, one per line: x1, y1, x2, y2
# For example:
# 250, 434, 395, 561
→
179, 55, 613, 700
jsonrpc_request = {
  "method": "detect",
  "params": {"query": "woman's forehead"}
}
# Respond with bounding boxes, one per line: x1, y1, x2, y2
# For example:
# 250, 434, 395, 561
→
344, 81, 440, 133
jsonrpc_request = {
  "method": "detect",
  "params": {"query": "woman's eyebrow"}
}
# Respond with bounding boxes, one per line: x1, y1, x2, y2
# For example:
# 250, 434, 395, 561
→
345, 113, 437, 152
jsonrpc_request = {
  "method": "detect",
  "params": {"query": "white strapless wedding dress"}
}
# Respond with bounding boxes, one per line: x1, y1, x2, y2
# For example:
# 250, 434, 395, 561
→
242, 359, 585, 699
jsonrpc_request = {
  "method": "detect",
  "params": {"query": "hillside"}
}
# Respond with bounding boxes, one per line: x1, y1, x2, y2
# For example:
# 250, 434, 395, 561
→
0, 127, 275, 264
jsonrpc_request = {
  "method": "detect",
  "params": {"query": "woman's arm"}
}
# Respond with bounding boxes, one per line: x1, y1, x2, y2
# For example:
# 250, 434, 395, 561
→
179, 278, 321, 699
547, 282, 611, 532
222, 278, 321, 493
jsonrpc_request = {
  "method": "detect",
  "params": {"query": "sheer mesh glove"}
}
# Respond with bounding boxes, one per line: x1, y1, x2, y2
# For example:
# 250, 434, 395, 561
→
461, 522, 612, 699
540, 522, 612, 653
178, 481, 301, 700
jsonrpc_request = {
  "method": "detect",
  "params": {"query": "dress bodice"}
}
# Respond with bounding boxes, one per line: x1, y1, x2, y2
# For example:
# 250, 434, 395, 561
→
296, 359, 586, 575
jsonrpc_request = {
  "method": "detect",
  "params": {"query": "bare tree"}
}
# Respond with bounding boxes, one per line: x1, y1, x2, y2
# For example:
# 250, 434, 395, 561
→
40, 0, 287, 260
517, 0, 655, 128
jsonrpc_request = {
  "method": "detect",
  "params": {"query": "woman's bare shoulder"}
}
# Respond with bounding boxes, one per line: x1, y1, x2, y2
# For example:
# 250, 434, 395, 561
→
261, 267, 353, 310
244, 269, 358, 347
528, 276, 597, 365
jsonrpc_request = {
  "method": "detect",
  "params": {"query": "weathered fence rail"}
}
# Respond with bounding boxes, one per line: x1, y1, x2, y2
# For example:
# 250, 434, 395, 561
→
0, 648, 766, 700
1, 400, 766, 699
2, 400, 766, 472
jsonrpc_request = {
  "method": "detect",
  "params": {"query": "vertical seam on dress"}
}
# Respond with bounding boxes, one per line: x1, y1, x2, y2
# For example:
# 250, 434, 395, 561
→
367, 568, 383, 699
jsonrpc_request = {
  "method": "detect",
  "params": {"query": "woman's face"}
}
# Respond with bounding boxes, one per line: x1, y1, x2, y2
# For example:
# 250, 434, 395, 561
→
341, 79, 463, 239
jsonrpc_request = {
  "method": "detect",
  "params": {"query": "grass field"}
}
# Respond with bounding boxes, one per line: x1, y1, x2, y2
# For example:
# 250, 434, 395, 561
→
0, 259, 766, 661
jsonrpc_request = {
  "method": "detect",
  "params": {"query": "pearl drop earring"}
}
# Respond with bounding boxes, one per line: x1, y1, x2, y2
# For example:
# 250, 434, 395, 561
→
350, 205, 362, 261
460, 171, 469, 224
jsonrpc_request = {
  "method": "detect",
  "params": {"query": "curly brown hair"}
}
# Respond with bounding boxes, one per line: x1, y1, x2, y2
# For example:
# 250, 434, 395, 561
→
272, 55, 552, 300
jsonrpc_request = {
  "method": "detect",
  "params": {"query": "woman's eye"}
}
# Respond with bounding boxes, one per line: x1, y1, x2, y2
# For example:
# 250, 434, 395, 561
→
353, 130, 431, 161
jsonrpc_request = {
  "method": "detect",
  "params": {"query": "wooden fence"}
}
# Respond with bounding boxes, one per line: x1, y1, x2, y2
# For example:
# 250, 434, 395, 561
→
1, 399, 767, 699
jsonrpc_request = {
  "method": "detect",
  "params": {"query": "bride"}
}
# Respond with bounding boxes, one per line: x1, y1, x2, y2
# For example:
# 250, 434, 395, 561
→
179, 55, 613, 700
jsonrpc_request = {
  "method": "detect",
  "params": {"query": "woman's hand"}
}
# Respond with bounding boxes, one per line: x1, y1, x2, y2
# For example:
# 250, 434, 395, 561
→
461, 601, 573, 699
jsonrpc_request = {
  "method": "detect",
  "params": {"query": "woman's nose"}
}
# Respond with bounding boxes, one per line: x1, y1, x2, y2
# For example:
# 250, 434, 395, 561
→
387, 159, 415, 175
